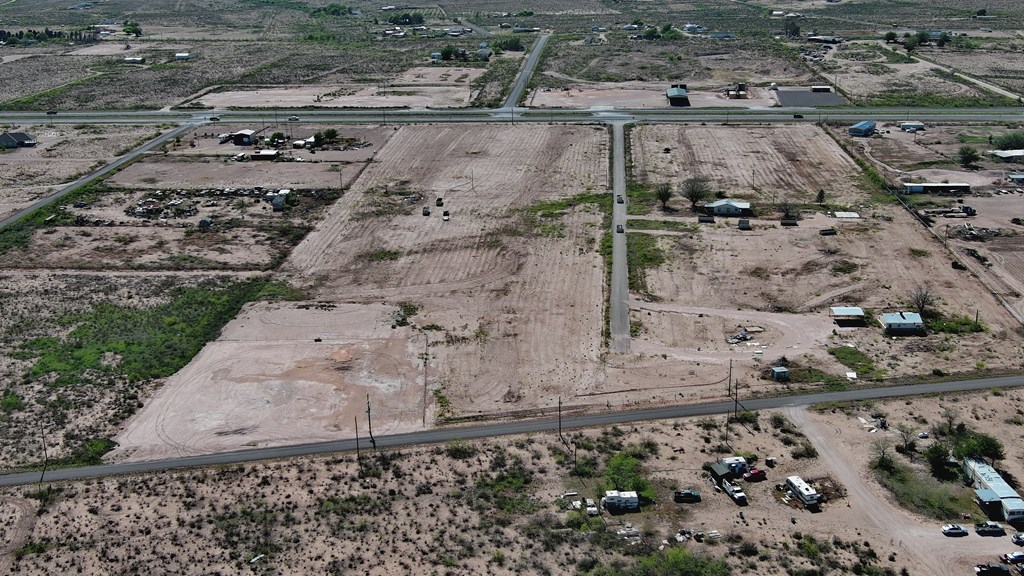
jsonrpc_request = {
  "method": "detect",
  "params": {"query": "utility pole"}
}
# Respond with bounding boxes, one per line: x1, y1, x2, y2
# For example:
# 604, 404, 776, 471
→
419, 329, 428, 427
366, 394, 376, 449
38, 418, 48, 486
354, 416, 361, 471
558, 396, 563, 443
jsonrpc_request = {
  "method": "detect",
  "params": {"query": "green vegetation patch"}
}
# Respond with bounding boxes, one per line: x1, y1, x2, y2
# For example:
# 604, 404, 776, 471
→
828, 346, 882, 379
579, 547, 729, 576
625, 232, 666, 298
926, 314, 985, 335
873, 458, 977, 521
626, 219, 699, 233
20, 279, 303, 385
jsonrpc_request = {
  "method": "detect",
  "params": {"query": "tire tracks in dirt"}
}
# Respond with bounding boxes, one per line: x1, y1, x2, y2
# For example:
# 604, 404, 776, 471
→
0, 496, 35, 574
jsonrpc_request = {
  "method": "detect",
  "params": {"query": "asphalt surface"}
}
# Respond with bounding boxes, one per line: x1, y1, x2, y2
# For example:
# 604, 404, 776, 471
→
503, 33, 549, 109
610, 122, 630, 353
1, 374, 1020, 488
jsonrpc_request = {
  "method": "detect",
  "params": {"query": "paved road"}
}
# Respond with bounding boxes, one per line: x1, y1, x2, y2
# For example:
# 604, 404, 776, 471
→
1, 374, 1021, 488
610, 122, 630, 353
503, 33, 549, 109
0, 123, 196, 230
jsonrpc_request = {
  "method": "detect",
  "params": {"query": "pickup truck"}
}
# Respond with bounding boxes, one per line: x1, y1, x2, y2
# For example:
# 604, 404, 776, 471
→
977, 522, 1006, 536
722, 481, 748, 505
673, 489, 701, 503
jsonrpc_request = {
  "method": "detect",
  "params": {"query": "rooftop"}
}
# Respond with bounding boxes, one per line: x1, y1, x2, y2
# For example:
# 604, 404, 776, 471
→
706, 199, 751, 209
830, 306, 865, 317
880, 311, 923, 325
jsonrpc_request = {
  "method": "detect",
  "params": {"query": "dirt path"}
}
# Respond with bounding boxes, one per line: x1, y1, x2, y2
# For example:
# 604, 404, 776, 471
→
0, 496, 35, 573
786, 406, 1009, 574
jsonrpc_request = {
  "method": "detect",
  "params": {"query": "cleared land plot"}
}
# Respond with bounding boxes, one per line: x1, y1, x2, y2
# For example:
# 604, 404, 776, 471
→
529, 83, 778, 109
631, 124, 865, 204
285, 124, 610, 424
838, 123, 1020, 176
0, 124, 160, 221
108, 155, 366, 191
198, 84, 474, 109
111, 302, 423, 461
920, 47, 1024, 94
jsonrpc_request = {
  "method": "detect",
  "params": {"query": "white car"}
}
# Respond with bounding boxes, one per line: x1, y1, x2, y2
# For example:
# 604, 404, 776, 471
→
918, 432, 929, 439
943, 524, 969, 536
1000, 552, 1024, 564
1012, 533, 1024, 546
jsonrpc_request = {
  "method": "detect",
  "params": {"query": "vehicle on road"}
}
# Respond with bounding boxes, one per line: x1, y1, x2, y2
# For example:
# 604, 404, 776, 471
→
288, 116, 299, 121
977, 522, 1007, 536
673, 489, 701, 503
209, 116, 220, 121
942, 524, 969, 536
46, 110, 57, 115
793, 114, 803, 119
1000, 552, 1024, 564
616, 224, 624, 233
442, 210, 450, 221
1013, 533, 1024, 545
616, 195, 624, 204
743, 468, 767, 482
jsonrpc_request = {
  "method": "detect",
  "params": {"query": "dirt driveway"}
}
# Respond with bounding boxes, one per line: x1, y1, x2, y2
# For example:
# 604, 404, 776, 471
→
786, 406, 1010, 574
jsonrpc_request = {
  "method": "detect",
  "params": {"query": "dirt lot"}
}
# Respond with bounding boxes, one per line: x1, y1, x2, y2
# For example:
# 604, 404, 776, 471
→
198, 84, 475, 109
528, 83, 779, 109
6, 390, 1024, 574
0, 124, 161, 221
631, 124, 865, 204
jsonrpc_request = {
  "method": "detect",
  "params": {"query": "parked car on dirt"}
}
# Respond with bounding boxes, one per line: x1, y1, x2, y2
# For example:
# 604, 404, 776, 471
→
673, 489, 701, 503
743, 468, 767, 482
977, 522, 1007, 536
1012, 533, 1024, 546
1000, 552, 1024, 564
976, 564, 1010, 575
942, 524, 968, 536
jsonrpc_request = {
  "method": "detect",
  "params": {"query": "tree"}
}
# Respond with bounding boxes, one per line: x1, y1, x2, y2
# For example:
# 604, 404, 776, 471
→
776, 199, 796, 219
895, 423, 917, 453
269, 131, 285, 145
884, 31, 898, 43
313, 131, 324, 148
923, 443, 950, 475
904, 35, 919, 51
681, 176, 711, 209
783, 20, 800, 38
940, 406, 960, 436
643, 27, 660, 40
993, 131, 1024, 150
909, 284, 935, 316
440, 44, 456, 61
872, 439, 895, 471
123, 21, 142, 37
323, 128, 339, 143
937, 32, 951, 47
958, 145, 981, 168
815, 189, 826, 205
965, 432, 1006, 465
655, 183, 672, 210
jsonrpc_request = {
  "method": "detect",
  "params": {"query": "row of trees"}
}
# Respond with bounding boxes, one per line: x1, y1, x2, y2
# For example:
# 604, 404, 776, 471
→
880, 406, 1005, 477
884, 30, 953, 50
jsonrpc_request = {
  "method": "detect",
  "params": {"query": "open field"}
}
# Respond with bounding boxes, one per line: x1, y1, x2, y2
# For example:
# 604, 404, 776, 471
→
529, 83, 779, 109
919, 47, 1024, 95
0, 124, 162, 221
6, 389, 1024, 574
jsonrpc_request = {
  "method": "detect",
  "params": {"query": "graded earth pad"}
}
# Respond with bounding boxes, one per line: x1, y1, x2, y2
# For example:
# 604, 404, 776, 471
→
286, 124, 611, 422
111, 302, 424, 461
528, 83, 779, 109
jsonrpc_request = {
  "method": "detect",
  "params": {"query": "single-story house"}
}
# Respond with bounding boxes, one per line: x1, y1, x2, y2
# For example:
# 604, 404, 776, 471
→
964, 458, 1024, 522
705, 199, 751, 216
602, 490, 639, 509
879, 311, 924, 334
902, 182, 971, 195
848, 121, 876, 137
232, 129, 257, 146
0, 132, 36, 148
251, 149, 280, 161
666, 84, 690, 107
1008, 174, 1024, 184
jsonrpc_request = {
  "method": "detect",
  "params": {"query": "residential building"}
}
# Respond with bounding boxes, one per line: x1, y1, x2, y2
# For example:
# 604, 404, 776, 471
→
879, 312, 925, 334
705, 199, 751, 216
963, 458, 1024, 522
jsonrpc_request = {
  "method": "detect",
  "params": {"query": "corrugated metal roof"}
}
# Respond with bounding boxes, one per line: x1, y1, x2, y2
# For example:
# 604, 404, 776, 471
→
830, 306, 864, 317
977, 489, 1001, 503
706, 199, 750, 209
1003, 498, 1024, 512
666, 87, 688, 98
851, 120, 875, 130
880, 312, 922, 325
966, 458, 1022, 501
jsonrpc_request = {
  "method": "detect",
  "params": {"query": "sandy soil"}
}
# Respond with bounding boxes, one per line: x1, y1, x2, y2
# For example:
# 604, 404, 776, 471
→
8, 390, 1024, 574
198, 84, 474, 109
107, 155, 366, 190
0, 124, 160, 221
110, 302, 425, 461
631, 124, 864, 204
529, 83, 779, 109
846, 123, 1019, 178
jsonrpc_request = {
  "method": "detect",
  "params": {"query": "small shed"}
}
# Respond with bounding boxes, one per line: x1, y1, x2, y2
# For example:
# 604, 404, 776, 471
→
708, 462, 733, 483
705, 199, 751, 216
848, 121, 876, 137
770, 366, 790, 381
666, 84, 690, 107
829, 306, 864, 319
879, 311, 924, 335
738, 219, 751, 230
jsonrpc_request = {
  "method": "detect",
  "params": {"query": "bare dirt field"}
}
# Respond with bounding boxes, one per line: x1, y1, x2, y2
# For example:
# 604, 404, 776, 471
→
631, 124, 865, 204
107, 154, 366, 191
6, 389, 1024, 574
528, 83, 778, 109
0, 124, 160, 221
197, 84, 475, 109
919, 47, 1024, 94
110, 302, 424, 461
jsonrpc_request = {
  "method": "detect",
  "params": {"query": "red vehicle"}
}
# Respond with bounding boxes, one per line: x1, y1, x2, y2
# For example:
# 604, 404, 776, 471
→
743, 468, 767, 482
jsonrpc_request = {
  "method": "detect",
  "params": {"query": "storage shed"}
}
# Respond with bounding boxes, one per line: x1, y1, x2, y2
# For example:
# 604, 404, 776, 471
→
902, 182, 971, 195
232, 129, 257, 146
879, 312, 924, 335
848, 121, 876, 137
666, 84, 691, 107
770, 366, 790, 381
